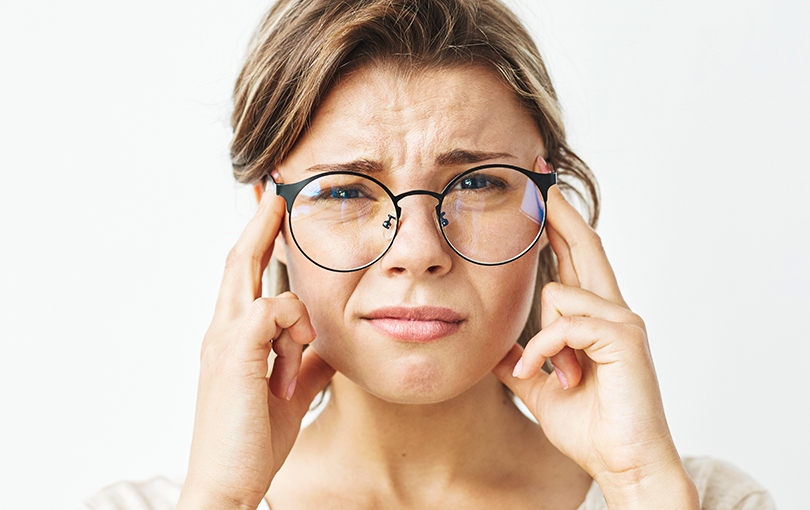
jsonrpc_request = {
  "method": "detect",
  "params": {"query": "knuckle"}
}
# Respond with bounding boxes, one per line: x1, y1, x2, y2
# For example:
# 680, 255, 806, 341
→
224, 245, 262, 272
252, 296, 276, 317
556, 315, 578, 334
224, 247, 240, 270
274, 338, 301, 358
621, 322, 648, 345
200, 324, 224, 362
572, 227, 605, 253
587, 229, 605, 253
628, 312, 646, 331
540, 281, 563, 306
251, 296, 307, 332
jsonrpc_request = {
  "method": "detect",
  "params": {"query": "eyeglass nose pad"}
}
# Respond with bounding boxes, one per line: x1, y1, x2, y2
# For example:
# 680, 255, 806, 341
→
434, 205, 450, 229
381, 213, 398, 240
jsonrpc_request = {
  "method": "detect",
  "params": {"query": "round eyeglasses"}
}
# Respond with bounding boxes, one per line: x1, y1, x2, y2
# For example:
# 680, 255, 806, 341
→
271, 163, 556, 272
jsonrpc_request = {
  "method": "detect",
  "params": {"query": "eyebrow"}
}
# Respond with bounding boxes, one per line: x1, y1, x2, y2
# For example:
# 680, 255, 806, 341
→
303, 159, 384, 175
302, 150, 515, 174
435, 149, 516, 166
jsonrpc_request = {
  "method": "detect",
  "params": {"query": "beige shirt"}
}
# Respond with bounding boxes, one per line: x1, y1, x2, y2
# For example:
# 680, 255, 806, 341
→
80, 456, 776, 510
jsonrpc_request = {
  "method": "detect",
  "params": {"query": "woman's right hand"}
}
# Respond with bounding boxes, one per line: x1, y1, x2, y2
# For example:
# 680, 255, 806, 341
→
177, 189, 336, 510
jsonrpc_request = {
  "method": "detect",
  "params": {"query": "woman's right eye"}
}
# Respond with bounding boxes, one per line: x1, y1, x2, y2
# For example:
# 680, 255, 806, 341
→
330, 187, 363, 199
313, 186, 367, 201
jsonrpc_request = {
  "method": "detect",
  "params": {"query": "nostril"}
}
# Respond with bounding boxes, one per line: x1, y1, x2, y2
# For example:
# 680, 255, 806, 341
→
427, 264, 444, 274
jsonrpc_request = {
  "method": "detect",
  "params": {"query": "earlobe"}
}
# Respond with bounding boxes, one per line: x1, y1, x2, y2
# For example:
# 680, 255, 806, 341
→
253, 182, 264, 204
272, 229, 288, 265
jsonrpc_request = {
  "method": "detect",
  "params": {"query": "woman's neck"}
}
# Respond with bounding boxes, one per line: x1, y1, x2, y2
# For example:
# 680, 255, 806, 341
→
295, 371, 582, 499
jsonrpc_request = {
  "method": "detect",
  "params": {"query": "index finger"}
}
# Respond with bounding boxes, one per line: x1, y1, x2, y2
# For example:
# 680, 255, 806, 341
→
215, 184, 287, 321
545, 175, 625, 307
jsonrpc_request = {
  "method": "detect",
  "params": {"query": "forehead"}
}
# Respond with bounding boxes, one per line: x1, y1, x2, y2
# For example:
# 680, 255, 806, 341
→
279, 64, 543, 178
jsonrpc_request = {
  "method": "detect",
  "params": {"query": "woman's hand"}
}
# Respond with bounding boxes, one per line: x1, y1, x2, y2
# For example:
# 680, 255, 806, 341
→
493, 175, 698, 508
177, 189, 335, 510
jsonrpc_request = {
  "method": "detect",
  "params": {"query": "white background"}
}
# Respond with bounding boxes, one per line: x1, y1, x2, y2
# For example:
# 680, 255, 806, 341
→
1, 0, 807, 508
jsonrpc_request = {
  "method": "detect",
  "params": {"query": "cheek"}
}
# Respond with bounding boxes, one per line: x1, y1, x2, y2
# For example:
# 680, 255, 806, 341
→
286, 249, 350, 322
282, 240, 360, 355
484, 254, 539, 345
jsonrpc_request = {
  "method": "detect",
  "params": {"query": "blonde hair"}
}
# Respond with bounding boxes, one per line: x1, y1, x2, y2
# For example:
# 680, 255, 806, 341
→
231, 0, 599, 348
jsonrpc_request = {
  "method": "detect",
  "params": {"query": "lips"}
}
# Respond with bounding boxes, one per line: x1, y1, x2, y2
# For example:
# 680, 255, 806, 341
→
363, 306, 464, 342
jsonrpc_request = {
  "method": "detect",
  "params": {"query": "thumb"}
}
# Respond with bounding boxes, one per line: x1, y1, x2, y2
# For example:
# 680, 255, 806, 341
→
492, 344, 550, 408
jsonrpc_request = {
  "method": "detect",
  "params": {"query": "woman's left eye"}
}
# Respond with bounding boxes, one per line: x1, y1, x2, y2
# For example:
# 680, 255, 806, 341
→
455, 175, 504, 190
461, 176, 487, 189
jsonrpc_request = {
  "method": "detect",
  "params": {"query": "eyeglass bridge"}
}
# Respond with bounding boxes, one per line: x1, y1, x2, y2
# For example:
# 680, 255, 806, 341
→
381, 189, 448, 230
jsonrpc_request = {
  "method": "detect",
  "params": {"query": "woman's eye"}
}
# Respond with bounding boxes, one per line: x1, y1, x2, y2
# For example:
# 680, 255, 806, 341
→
456, 175, 505, 191
462, 177, 486, 189
315, 186, 368, 200
330, 187, 364, 199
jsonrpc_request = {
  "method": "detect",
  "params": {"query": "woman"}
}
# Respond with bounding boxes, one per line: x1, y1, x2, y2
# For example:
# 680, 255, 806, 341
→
84, 0, 775, 509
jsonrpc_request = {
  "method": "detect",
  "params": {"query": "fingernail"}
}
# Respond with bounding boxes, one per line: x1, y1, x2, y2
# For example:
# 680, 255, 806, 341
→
285, 377, 297, 401
512, 357, 524, 378
555, 367, 569, 389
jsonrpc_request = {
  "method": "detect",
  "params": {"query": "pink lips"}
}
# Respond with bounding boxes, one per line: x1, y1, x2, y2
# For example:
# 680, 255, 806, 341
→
363, 306, 464, 342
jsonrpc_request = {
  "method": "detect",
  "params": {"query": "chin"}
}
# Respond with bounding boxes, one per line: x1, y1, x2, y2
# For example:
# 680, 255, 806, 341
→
332, 347, 487, 405
371, 362, 452, 404
366, 382, 469, 405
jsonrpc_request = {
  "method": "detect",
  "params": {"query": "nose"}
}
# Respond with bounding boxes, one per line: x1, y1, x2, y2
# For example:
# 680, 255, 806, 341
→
378, 194, 453, 277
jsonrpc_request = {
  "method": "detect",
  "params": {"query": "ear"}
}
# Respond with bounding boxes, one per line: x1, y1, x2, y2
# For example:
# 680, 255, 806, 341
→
253, 181, 288, 266
252, 181, 265, 204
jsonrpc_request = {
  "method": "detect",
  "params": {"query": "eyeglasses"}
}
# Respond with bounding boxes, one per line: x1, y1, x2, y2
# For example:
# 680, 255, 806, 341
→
272, 163, 556, 272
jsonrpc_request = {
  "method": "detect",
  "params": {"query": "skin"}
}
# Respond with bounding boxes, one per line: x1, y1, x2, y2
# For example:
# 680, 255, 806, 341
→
177, 65, 699, 510
273, 64, 546, 406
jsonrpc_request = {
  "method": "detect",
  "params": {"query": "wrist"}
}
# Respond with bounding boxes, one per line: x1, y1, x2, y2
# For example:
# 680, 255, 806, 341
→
177, 481, 263, 510
595, 461, 699, 510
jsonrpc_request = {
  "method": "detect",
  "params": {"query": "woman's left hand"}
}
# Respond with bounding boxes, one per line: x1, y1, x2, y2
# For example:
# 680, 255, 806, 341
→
493, 179, 699, 508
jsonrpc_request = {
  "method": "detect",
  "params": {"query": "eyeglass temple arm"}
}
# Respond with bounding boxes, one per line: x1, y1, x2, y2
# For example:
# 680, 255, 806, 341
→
270, 178, 310, 213
527, 171, 557, 200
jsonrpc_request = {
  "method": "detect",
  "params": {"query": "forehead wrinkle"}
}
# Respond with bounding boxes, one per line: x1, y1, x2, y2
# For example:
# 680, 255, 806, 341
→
282, 65, 543, 185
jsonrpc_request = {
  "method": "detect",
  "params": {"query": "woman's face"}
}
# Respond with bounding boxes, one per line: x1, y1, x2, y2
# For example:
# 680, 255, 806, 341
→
275, 64, 547, 404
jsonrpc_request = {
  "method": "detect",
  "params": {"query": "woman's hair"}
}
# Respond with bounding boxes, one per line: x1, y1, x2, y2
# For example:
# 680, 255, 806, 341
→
230, 0, 599, 349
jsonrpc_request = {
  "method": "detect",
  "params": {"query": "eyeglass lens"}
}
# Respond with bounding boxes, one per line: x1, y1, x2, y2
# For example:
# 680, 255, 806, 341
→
287, 167, 546, 271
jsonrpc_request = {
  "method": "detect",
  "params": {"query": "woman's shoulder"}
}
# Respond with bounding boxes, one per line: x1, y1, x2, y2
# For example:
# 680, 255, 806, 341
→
78, 476, 270, 510
683, 456, 776, 509
577, 456, 776, 510
79, 476, 183, 510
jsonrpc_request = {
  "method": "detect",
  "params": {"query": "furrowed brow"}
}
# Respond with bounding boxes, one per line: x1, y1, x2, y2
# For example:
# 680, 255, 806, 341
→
301, 151, 514, 175
435, 150, 516, 166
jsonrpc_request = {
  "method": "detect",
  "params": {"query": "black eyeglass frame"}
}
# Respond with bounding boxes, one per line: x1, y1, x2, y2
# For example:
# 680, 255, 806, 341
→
271, 163, 557, 272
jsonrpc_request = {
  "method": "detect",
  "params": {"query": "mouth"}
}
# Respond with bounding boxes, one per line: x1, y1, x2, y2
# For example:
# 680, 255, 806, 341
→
362, 306, 465, 342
